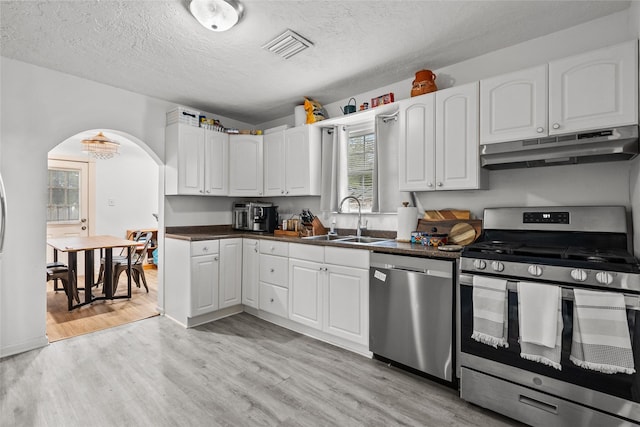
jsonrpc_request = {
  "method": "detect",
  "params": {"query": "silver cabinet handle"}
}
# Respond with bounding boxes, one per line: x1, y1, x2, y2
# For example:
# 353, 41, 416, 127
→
281, 190, 284, 194
552, 123, 560, 130
203, 247, 209, 252
270, 298, 274, 303
270, 268, 275, 273
214, 256, 219, 261
427, 182, 433, 187
437, 182, 443, 187
254, 248, 258, 253
536, 127, 544, 133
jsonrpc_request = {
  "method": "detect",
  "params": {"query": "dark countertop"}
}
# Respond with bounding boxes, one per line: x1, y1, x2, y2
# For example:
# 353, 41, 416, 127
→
165, 225, 461, 261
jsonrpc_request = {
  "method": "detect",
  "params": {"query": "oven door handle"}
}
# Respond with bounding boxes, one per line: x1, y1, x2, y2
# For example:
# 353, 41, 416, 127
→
459, 273, 640, 311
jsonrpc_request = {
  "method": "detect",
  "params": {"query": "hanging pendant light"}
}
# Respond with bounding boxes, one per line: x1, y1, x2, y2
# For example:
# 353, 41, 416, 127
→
81, 132, 120, 160
189, 0, 244, 32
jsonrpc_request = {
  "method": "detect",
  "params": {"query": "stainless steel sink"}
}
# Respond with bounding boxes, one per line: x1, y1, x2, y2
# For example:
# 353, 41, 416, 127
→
301, 235, 393, 245
334, 236, 393, 245
301, 234, 347, 241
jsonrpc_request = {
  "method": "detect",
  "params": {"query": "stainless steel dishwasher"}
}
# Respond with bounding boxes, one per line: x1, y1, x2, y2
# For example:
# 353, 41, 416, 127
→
369, 252, 455, 382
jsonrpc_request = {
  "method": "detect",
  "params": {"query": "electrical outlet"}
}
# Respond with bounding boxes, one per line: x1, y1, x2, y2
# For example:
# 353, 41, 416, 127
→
108, 198, 116, 206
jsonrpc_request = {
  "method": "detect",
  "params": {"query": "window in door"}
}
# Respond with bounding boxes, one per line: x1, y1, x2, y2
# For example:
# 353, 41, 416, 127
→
47, 168, 81, 223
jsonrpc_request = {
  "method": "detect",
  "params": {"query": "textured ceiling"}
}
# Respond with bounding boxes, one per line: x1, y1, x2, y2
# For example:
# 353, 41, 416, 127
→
0, 0, 631, 125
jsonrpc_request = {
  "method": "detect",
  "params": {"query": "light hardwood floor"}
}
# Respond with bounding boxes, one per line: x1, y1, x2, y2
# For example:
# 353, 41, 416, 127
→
46, 267, 159, 342
1, 313, 522, 426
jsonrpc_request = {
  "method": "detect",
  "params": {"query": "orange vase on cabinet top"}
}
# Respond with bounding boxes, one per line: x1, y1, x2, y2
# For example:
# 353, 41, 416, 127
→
411, 69, 437, 97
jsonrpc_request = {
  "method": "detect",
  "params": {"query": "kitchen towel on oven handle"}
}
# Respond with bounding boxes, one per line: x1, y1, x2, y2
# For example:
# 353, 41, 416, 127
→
471, 276, 509, 348
517, 282, 563, 370
570, 289, 635, 375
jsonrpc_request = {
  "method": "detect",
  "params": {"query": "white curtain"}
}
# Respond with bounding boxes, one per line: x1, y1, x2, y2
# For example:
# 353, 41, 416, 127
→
320, 126, 348, 212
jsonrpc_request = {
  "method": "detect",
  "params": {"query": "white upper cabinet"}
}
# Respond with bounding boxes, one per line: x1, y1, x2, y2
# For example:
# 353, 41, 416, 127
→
229, 134, 263, 197
398, 93, 436, 191
436, 82, 482, 190
165, 123, 229, 195
399, 82, 484, 192
263, 129, 285, 196
204, 130, 229, 195
480, 65, 548, 144
480, 40, 638, 145
263, 126, 321, 196
548, 40, 638, 135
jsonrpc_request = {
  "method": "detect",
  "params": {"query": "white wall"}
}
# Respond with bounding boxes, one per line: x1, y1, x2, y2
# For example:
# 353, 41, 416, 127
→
0, 57, 251, 358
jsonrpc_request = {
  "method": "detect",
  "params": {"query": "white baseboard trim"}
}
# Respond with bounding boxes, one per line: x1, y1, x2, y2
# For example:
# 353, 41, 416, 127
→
0, 335, 49, 359
243, 306, 372, 358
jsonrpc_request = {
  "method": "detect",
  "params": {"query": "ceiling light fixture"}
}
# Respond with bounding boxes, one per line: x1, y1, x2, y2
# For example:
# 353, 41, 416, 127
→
189, 0, 244, 32
81, 132, 120, 160
263, 29, 313, 59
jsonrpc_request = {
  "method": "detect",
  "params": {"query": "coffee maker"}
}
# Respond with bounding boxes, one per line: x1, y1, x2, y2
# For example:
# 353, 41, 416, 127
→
232, 202, 279, 233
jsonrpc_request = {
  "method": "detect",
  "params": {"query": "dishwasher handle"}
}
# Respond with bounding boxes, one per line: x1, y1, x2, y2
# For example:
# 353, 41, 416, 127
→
370, 263, 452, 279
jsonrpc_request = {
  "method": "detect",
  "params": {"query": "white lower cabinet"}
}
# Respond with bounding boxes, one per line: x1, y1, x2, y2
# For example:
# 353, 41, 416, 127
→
258, 241, 289, 316
259, 282, 288, 318
288, 243, 369, 346
241, 238, 260, 308
324, 264, 369, 345
289, 258, 323, 329
190, 250, 220, 317
219, 238, 242, 309
165, 238, 243, 327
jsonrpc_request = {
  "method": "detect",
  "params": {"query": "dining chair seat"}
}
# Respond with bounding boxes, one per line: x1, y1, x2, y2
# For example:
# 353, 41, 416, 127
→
47, 261, 67, 291
46, 266, 80, 303
95, 231, 150, 287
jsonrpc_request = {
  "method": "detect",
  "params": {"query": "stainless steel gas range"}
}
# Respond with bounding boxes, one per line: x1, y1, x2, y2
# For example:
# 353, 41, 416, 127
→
459, 206, 640, 426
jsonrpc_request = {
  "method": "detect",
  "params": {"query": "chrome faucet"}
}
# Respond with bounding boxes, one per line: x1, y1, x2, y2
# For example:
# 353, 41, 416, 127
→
339, 196, 364, 237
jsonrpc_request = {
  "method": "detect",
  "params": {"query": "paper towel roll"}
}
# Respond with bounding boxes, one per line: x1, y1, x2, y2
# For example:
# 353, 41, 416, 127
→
294, 105, 306, 126
397, 206, 418, 242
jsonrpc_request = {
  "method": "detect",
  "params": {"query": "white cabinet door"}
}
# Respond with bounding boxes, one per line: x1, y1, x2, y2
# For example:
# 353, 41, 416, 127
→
549, 40, 638, 134
480, 65, 548, 144
263, 130, 286, 196
284, 126, 321, 196
436, 82, 481, 191
219, 238, 243, 309
190, 253, 219, 317
398, 94, 436, 191
178, 125, 205, 195
204, 130, 229, 195
242, 238, 259, 308
229, 135, 263, 196
324, 264, 368, 345
289, 258, 323, 330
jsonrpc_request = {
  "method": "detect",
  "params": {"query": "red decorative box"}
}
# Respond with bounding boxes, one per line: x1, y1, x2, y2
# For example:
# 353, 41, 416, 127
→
371, 92, 395, 108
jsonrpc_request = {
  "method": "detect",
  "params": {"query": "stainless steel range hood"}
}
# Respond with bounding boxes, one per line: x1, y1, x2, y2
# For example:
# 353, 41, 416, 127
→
480, 125, 639, 170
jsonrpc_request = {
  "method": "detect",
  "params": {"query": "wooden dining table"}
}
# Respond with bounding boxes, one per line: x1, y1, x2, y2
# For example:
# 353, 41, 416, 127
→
47, 235, 140, 310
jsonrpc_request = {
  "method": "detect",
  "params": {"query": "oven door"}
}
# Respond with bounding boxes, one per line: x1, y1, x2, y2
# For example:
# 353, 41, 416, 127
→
459, 271, 640, 423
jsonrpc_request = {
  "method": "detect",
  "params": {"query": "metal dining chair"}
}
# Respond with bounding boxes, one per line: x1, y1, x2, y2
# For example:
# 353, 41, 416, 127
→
95, 230, 147, 287
111, 236, 153, 294
46, 265, 80, 303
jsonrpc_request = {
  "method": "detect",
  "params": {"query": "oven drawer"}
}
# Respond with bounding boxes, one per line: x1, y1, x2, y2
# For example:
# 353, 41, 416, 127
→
461, 367, 636, 426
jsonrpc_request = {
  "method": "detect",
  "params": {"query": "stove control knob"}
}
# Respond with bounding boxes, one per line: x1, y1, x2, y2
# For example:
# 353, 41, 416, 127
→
491, 261, 504, 272
473, 259, 486, 270
570, 269, 588, 282
596, 271, 614, 285
527, 265, 543, 277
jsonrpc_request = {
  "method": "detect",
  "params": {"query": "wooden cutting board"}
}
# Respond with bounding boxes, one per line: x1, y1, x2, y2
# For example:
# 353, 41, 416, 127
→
416, 219, 482, 246
448, 223, 476, 245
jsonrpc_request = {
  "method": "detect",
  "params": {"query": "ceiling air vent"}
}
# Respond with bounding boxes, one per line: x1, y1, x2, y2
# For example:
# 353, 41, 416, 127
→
262, 29, 313, 59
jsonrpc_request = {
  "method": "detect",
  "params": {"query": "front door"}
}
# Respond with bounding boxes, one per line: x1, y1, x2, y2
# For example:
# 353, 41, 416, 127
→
46, 158, 93, 275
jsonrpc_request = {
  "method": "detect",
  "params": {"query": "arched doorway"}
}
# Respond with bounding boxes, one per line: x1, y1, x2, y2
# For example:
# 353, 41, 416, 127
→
45, 129, 164, 341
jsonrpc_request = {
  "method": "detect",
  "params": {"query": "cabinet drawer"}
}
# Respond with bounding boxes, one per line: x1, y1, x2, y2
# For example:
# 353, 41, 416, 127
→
259, 282, 288, 317
289, 243, 324, 262
259, 254, 288, 287
191, 240, 219, 256
325, 246, 369, 269
260, 240, 288, 257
